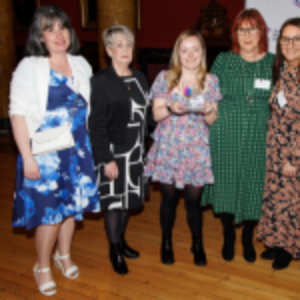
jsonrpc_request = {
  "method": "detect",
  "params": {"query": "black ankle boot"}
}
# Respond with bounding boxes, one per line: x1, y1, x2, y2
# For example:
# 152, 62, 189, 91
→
260, 247, 277, 260
242, 221, 256, 263
109, 242, 128, 275
161, 234, 174, 264
120, 233, 140, 259
191, 235, 207, 266
220, 213, 235, 261
222, 229, 236, 261
272, 248, 293, 270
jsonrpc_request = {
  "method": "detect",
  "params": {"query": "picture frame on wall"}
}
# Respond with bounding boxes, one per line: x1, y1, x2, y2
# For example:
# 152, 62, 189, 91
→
13, 0, 40, 31
80, 0, 97, 29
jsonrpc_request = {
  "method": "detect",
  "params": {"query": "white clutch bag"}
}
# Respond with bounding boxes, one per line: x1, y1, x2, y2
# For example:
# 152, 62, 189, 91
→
31, 123, 75, 155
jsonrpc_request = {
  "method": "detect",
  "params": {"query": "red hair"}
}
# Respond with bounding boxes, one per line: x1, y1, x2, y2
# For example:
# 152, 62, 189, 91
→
231, 9, 268, 54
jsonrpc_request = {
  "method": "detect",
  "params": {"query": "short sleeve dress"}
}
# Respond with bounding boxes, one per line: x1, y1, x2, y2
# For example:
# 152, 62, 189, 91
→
202, 52, 274, 223
144, 71, 222, 189
12, 70, 100, 230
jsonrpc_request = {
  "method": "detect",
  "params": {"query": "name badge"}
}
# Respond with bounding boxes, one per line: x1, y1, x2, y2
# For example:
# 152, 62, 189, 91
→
277, 91, 287, 108
254, 79, 271, 90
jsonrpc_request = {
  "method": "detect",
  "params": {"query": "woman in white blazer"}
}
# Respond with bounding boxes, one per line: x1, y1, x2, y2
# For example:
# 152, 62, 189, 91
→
9, 5, 100, 297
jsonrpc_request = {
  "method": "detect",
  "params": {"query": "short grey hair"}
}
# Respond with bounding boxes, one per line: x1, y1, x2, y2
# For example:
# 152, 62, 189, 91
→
102, 25, 135, 48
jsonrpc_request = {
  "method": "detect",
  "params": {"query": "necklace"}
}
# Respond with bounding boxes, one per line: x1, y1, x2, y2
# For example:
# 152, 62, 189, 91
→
124, 80, 131, 91
240, 55, 261, 106
123, 77, 132, 91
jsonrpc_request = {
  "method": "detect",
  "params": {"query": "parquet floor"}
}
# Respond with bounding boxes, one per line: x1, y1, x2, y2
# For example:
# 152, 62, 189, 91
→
1, 135, 300, 300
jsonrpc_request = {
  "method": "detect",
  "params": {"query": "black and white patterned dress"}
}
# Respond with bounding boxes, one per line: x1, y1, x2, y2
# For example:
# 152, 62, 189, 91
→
95, 76, 147, 210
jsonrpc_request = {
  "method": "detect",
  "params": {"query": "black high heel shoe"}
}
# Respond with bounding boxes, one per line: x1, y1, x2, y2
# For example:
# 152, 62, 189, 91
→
109, 242, 128, 275
120, 233, 140, 259
161, 234, 174, 264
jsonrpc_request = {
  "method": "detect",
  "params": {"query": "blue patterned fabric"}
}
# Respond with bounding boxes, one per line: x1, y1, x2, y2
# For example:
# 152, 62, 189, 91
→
12, 70, 100, 230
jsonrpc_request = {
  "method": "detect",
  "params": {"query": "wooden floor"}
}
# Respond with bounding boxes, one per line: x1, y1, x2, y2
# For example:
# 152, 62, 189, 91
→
1, 135, 300, 300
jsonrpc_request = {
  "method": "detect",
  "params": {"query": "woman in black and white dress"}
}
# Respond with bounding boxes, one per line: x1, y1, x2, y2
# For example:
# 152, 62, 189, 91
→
89, 25, 149, 275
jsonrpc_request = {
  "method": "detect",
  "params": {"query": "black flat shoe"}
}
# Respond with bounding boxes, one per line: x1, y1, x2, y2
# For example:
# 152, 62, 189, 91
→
272, 248, 292, 270
120, 234, 140, 259
109, 242, 128, 275
222, 229, 236, 261
161, 234, 174, 265
191, 235, 207, 266
260, 247, 277, 260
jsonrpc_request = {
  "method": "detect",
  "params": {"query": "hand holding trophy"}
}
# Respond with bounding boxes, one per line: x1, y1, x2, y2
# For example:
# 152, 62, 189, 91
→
181, 80, 210, 113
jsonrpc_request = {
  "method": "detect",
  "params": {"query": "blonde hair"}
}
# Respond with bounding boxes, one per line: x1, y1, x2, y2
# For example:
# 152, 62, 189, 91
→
102, 24, 134, 48
167, 30, 207, 92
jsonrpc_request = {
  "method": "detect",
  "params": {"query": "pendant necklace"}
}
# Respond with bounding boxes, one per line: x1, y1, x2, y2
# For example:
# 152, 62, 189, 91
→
123, 75, 131, 91
240, 55, 260, 106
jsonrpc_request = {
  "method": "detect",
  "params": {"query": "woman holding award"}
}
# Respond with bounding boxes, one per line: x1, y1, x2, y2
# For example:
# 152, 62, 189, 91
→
145, 30, 222, 266
202, 9, 274, 263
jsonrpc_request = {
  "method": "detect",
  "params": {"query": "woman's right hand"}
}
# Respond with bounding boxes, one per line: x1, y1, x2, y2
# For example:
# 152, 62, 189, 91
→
282, 161, 297, 178
169, 102, 186, 115
23, 156, 40, 180
105, 161, 119, 180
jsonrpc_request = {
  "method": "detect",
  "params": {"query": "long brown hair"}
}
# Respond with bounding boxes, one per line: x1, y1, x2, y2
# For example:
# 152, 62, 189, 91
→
167, 30, 207, 92
273, 18, 300, 84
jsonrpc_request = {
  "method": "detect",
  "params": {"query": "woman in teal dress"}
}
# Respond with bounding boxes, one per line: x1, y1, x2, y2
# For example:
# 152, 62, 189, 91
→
202, 9, 274, 263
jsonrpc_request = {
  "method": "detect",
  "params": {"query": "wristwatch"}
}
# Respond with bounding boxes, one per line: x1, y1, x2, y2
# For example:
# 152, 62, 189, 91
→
166, 104, 173, 114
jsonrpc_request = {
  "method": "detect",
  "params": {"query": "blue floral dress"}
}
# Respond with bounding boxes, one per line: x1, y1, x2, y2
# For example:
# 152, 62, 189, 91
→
12, 70, 100, 230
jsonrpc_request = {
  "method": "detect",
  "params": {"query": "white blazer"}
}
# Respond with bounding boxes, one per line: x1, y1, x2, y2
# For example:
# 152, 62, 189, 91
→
9, 54, 92, 138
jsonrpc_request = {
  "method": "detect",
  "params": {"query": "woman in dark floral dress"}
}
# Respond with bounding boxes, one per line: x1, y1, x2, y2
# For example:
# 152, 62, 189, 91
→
257, 18, 300, 270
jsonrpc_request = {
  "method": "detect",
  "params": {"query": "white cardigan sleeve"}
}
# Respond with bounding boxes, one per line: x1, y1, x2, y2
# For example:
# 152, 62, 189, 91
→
9, 57, 34, 116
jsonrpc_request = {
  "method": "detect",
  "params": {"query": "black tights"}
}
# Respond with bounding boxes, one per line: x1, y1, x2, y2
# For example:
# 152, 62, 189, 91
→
104, 210, 130, 243
160, 183, 203, 236
220, 212, 257, 234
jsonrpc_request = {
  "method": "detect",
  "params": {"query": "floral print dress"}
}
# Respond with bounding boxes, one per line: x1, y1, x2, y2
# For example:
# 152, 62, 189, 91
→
12, 70, 100, 230
257, 64, 300, 258
145, 71, 222, 189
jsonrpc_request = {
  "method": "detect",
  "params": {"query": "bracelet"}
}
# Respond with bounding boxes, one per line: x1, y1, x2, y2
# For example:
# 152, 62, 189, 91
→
166, 104, 173, 114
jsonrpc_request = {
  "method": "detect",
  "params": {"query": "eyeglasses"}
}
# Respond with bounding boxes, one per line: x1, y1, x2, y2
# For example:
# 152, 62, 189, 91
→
236, 27, 259, 36
280, 36, 300, 46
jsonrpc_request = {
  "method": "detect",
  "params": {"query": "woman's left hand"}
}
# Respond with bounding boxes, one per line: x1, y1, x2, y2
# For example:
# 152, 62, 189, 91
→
202, 102, 218, 126
282, 161, 297, 177
195, 102, 215, 115
104, 161, 119, 180
202, 102, 216, 115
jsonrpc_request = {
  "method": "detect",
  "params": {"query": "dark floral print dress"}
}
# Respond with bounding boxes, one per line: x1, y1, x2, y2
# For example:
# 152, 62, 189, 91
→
257, 63, 300, 258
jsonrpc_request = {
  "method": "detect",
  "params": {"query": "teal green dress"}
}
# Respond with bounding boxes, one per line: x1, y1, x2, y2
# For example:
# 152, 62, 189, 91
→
202, 52, 274, 223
